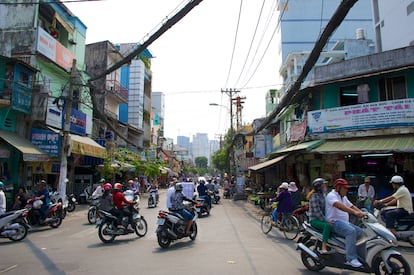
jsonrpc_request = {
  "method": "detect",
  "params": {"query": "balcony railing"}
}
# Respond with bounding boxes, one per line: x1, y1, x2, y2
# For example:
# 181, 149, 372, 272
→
106, 80, 128, 102
0, 82, 32, 113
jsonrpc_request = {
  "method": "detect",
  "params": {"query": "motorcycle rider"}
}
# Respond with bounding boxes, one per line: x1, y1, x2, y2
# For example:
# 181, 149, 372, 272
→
0, 181, 5, 214
147, 179, 159, 202
112, 182, 135, 231
197, 179, 211, 207
373, 175, 413, 238
167, 177, 178, 211
307, 178, 331, 254
92, 178, 106, 199
325, 178, 365, 268
35, 180, 51, 223
99, 183, 114, 212
170, 183, 197, 236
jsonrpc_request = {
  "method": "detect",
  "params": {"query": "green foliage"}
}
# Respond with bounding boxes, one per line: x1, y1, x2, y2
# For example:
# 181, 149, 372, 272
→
211, 149, 229, 172
195, 156, 208, 168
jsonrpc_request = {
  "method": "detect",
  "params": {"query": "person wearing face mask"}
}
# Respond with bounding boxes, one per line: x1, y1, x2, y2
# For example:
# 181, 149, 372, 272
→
307, 178, 331, 254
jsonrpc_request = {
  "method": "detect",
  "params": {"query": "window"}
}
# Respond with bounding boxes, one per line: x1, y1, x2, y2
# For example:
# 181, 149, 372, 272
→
340, 85, 358, 106
378, 76, 407, 101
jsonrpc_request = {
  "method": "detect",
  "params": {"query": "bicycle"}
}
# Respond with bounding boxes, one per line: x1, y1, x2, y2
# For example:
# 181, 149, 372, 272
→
261, 205, 301, 240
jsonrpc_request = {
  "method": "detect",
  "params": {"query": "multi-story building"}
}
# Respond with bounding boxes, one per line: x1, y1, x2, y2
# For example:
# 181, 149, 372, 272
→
0, 1, 105, 199
192, 133, 209, 165
372, 0, 414, 52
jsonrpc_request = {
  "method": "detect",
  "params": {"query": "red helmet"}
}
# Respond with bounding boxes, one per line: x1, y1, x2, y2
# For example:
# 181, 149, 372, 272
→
114, 183, 122, 190
334, 178, 350, 189
103, 183, 112, 190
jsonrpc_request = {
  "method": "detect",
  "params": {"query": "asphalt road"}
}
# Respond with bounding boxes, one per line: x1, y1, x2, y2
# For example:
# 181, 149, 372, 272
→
0, 190, 413, 275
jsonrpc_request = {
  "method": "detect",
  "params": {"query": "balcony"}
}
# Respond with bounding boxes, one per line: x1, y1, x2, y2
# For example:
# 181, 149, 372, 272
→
105, 80, 128, 103
0, 83, 32, 113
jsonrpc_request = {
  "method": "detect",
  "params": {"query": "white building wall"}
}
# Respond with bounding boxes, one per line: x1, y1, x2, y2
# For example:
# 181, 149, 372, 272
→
128, 59, 145, 130
372, 0, 414, 52
192, 133, 210, 164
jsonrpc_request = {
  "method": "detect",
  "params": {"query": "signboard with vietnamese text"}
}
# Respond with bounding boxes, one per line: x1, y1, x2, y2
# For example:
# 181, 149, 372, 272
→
308, 99, 414, 134
30, 128, 61, 157
36, 28, 74, 71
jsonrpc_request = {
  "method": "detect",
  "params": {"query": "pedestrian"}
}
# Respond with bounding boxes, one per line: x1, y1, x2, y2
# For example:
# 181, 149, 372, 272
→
357, 176, 375, 210
13, 187, 28, 210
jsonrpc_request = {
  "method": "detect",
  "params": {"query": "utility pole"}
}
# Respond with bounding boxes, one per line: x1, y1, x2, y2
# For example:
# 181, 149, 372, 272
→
221, 88, 240, 181
58, 59, 76, 202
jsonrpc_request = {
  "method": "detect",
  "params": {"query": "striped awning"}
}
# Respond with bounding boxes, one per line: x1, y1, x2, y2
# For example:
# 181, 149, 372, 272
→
312, 135, 414, 154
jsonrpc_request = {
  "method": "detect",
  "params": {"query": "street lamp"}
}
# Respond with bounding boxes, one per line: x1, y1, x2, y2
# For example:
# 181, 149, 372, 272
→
209, 102, 235, 181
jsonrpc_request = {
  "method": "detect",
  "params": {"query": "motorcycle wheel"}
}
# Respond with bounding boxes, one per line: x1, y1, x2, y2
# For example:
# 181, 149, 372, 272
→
8, 222, 28, 241
134, 217, 148, 237
189, 222, 198, 240
66, 202, 76, 212
408, 225, 414, 246
49, 212, 63, 228
300, 240, 325, 271
372, 254, 411, 275
148, 197, 153, 208
87, 208, 97, 224
98, 222, 116, 243
157, 231, 171, 248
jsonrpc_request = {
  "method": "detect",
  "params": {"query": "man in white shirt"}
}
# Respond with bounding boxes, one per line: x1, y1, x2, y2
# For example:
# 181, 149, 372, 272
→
326, 178, 365, 268
357, 176, 375, 209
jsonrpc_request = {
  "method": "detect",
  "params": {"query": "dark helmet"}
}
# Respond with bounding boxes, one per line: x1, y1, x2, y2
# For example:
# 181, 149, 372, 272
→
312, 178, 327, 192
175, 183, 183, 191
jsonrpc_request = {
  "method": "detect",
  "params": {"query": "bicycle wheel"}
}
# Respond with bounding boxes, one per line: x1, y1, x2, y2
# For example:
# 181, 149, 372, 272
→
282, 215, 300, 240
261, 214, 272, 234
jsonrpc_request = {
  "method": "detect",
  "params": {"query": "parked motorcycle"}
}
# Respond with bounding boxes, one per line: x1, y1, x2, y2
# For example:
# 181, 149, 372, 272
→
50, 191, 76, 214
297, 211, 411, 274
0, 208, 29, 241
87, 198, 100, 224
24, 198, 64, 228
148, 190, 158, 208
208, 190, 220, 204
96, 191, 147, 243
374, 204, 414, 246
156, 202, 201, 248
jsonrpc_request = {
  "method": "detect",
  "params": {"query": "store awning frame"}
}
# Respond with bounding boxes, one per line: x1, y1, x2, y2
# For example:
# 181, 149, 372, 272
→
270, 140, 325, 158
0, 130, 49, 161
69, 134, 106, 159
248, 154, 288, 172
312, 135, 414, 154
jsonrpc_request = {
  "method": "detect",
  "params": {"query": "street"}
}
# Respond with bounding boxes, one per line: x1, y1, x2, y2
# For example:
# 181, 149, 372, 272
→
1, 190, 413, 275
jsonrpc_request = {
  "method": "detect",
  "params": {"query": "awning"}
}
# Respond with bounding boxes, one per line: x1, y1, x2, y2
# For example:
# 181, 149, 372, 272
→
0, 130, 49, 161
312, 135, 414, 154
271, 140, 325, 156
248, 155, 287, 171
69, 134, 106, 158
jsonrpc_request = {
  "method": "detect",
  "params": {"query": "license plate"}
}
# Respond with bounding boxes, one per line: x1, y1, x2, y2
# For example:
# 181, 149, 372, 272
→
71, 198, 76, 202
157, 218, 165, 225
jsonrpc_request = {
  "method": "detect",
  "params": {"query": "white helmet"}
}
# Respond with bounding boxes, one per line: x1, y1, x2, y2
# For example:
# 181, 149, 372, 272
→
390, 175, 404, 185
33, 200, 43, 209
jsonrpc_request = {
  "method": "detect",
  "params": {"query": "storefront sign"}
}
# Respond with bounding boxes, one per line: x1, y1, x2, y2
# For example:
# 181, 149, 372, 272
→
308, 99, 414, 134
30, 128, 61, 157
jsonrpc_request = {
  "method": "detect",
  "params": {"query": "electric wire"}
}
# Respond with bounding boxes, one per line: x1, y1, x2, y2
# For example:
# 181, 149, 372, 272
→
224, 0, 244, 88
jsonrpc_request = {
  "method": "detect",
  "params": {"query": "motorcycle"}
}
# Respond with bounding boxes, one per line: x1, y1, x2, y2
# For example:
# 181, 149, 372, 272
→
50, 191, 76, 214
156, 202, 201, 248
96, 191, 148, 243
374, 204, 414, 246
148, 190, 158, 208
194, 196, 210, 217
223, 188, 231, 199
297, 211, 411, 274
208, 190, 220, 204
0, 208, 29, 241
24, 198, 64, 228
87, 197, 100, 224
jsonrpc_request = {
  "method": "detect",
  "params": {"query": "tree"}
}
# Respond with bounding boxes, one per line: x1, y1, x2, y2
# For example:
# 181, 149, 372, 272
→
195, 156, 208, 168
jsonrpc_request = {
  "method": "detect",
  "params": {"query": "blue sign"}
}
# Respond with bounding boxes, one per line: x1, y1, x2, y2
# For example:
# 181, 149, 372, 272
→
30, 128, 61, 157
69, 108, 87, 136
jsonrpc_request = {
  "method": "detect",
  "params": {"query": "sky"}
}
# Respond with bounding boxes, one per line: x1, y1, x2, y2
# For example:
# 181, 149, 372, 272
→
65, 0, 281, 141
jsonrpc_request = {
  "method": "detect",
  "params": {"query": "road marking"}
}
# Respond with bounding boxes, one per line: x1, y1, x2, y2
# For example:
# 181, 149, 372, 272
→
0, 265, 18, 274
